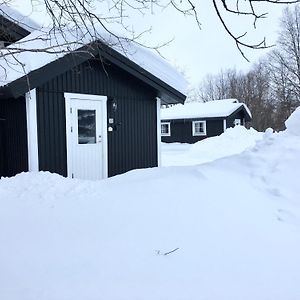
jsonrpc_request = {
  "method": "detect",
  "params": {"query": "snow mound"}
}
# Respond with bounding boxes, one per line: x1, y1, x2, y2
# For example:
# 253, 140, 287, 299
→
285, 107, 300, 136
1, 123, 300, 300
189, 126, 262, 159
162, 126, 263, 167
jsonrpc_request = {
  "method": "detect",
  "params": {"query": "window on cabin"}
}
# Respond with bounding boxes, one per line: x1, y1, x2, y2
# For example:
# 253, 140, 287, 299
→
161, 122, 171, 136
192, 121, 206, 136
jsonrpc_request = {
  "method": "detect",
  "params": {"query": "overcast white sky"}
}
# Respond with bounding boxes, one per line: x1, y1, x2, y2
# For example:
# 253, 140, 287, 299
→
11, 0, 288, 89
132, 1, 285, 88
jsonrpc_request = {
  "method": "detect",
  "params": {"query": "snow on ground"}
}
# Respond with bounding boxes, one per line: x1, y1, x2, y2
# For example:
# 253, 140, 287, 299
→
162, 125, 264, 166
1, 109, 300, 300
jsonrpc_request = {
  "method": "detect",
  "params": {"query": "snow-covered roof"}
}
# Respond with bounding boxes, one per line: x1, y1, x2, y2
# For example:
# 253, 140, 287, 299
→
0, 23, 187, 95
0, 4, 39, 33
161, 99, 252, 120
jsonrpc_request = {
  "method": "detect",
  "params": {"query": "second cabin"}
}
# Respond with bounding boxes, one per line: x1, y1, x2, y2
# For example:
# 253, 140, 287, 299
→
161, 99, 252, 144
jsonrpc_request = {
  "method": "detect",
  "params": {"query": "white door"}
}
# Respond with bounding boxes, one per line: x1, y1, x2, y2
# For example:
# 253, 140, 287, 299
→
234, 119, 241, 126
65, 93, 107, 180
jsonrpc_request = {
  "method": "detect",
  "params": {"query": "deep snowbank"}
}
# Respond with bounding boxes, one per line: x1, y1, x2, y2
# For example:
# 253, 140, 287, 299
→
1, 111, 300, 300
285, 106, 300, 136
162, 125, 263, 166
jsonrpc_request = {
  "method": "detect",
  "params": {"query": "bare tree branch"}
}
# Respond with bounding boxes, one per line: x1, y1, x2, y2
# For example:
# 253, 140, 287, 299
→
1, 0, 300, 75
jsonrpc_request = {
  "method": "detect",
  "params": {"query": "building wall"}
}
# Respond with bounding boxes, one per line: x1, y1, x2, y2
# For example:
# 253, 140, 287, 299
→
36, 58, 158, 177
226, 110, 247, 128
0, 96, 28, 177
162, 118, 224, 143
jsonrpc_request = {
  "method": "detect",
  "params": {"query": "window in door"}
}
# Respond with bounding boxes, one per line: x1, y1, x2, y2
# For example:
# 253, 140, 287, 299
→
77, 109, 96, 144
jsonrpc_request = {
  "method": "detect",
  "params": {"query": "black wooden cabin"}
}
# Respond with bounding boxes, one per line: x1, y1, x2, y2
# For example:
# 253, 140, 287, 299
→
161, 100, 251, 144
0, 13, 186, 179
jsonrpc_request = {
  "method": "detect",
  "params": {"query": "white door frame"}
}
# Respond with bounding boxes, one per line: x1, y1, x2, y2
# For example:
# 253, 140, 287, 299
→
64, 93, 108, 179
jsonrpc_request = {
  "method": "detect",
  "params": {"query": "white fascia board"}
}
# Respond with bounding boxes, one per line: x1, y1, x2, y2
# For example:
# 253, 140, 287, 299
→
25, 89, 39, 171
156, 97, 161, 167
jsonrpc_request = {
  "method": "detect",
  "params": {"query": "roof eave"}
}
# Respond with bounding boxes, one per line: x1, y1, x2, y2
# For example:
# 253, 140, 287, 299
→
0, 15, 31, 42
0, 41, 186, 103
227, 105, 252, 121
96, 42, 186, 104
161, 115, 227, 121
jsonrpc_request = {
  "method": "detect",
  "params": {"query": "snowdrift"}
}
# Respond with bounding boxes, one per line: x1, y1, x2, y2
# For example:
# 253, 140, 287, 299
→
1, 108, 300, 300
162, 125, 263, 166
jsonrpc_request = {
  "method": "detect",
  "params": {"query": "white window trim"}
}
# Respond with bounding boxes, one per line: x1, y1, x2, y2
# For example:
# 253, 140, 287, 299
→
156, 97, 161, 167
161, 121, 171, 137
192, 120, 207, 136
64, 93, 108, 179
26, 89, 39, 171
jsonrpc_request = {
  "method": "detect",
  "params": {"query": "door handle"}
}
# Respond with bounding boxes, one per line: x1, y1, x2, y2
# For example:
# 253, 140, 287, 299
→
98, 135, 102, 143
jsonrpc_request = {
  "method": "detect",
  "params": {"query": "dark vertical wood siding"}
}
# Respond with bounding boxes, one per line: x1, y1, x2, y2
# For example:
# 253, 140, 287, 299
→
107, 96, 157, 177
36, 59, 157, 177
36, 87, 67, 175
162, 118, 224, 144
0, 96, 28, 177
0, 118, 5, 176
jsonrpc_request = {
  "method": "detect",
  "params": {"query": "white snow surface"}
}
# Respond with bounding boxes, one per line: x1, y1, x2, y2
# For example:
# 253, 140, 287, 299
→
1, 112, 300, 300
161, 99, 251, 119
162, 125, 264, 166
285, 106, 300, 136
0, 25, 187, 95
